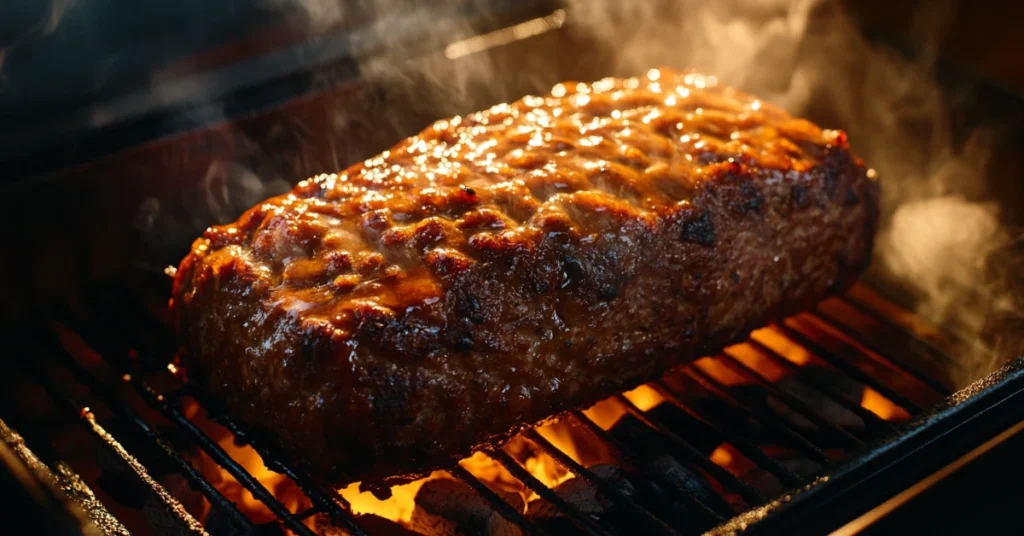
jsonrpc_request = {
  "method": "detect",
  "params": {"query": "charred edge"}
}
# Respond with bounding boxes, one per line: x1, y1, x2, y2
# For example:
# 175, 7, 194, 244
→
560, 255, 585, 290
731, 181, 765, 215
598, 283, 619, 300
456, 291, 486, 325
682, 212, 716, 247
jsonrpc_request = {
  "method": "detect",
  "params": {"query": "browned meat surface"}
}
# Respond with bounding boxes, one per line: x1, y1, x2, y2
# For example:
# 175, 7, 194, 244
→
171, 68, 880, 488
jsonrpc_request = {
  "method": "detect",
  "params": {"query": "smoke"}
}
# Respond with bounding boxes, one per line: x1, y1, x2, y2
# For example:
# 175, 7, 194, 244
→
553, 0, 1021, 381
0, 0, 77, 79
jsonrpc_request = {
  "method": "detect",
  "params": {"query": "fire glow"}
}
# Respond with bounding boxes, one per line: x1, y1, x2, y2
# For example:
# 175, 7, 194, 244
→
176, 297, 919, 535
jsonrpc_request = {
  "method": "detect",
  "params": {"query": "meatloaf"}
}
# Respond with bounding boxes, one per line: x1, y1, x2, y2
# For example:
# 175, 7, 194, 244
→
171, 68, 880, 489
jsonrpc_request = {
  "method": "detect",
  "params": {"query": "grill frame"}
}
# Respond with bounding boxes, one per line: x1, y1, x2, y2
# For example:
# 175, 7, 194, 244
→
4, 278, 1020, 536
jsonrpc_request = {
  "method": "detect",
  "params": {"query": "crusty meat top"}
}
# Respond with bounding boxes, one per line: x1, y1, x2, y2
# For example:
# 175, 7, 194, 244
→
173, 68, 850, 338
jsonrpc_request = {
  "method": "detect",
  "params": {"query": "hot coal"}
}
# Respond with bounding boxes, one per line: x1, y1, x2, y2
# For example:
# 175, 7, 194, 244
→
525, 464, 632, 520
410, 477, 523, 536
316, 513, 416, 536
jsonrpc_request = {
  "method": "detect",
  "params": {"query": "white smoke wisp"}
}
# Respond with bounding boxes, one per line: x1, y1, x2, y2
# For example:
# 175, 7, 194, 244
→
883, 196, 1011, 331
0, 0, 78, 81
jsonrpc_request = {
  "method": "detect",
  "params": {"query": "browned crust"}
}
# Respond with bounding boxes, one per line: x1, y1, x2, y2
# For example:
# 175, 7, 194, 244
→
171, 69, 880, 488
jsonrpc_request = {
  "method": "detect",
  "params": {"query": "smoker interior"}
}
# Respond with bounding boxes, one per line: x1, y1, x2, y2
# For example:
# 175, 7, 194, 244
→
1, 1, 1024, 535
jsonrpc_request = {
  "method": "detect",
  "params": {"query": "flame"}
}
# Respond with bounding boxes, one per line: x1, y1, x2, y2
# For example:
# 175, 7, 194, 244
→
726, 343, 787, 382
693, 357, 751, 387
536, 419, 613, 468
860, 387, 911, 421
708, 443, 758, 478
330, 420, 599, 524
181, 398, 308, 526
519, 442, 575, 493
709, 444, 733, 467
581, 382, 666, 430
583, 398, 627, 430
456, 444, 573, 507
338, 472, 447, 523
622, 384, 665, 411
458, 451, 523, 494
751, 327, 815, 366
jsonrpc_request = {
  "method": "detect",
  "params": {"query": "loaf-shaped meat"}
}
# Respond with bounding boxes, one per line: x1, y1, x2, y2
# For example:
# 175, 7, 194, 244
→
171, 68, 879, 488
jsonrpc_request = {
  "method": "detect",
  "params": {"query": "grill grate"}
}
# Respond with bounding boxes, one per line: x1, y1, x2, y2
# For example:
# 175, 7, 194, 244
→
7, 281, 992, 535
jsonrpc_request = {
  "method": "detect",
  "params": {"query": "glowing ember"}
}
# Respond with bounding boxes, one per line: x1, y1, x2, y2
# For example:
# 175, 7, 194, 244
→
583, 398, 626, 430
622, 384, 665, 411
708, 443, 757, 478
725, 343, 788, 382
860, 387, 911, 421
693, 357, 750, 387
336, 423, 596, 527
582, 382, 666, 430
752, 327, 816, 366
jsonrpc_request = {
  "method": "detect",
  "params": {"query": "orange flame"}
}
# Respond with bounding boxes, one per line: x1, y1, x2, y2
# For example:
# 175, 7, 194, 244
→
338, 472, 447, 523
583, 398, 627, 430
582, 382, 666, 430
860, 387, 911, 421
751, 327, 816, 366
181, 398, 308, 526
623, 384, 665, 411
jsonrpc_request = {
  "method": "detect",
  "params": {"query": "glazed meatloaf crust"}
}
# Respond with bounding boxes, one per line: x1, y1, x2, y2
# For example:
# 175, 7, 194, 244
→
172, 68, 880, 488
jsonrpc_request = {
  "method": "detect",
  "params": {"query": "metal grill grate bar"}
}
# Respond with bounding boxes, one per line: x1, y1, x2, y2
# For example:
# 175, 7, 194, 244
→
79, 293, 370, 536
836, 295, 968, 377
18, 345, 208, 535
135, 388, 320, 536
647, 380, 804, 487
488, 449, 615, 536
34, 335, 255, 534
569, 412, 731, 524
841, 284, 974, 374
712, 353, 867, 446
524, 429, 683, 536
612, 394, 767, 506
770, 322, 924, 414
448, 464, 545, 536
195, 391, 369, 535
680, 368, 832, 466
54, 308, 322, 536
811, 306, 954, 395
742, 338, 896, 433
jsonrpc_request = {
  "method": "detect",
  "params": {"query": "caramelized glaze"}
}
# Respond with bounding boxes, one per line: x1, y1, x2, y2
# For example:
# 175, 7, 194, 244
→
172, 68, 877, 487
